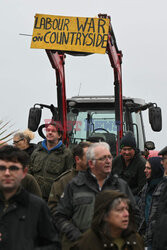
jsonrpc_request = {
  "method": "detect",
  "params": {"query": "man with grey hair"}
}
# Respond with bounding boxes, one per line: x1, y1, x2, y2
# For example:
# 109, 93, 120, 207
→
54, 142, 137, 250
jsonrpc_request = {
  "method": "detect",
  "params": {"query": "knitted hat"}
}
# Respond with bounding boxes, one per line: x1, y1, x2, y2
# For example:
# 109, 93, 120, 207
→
120, 132, 136, 149
148, 157, 164, 179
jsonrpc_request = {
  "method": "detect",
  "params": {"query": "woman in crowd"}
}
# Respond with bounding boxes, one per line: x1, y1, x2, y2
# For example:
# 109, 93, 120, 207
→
71, 190, 144, 250
138, 157, 164, 250
13, 129, 37, 156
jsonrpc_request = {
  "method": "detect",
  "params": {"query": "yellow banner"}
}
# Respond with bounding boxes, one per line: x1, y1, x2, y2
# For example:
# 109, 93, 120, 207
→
31, 14, 109, 54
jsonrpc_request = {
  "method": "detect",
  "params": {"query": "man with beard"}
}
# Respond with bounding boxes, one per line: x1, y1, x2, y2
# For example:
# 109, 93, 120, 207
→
112, 132, 146, 198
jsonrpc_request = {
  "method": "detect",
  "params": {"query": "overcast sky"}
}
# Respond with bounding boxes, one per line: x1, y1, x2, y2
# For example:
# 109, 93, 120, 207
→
0, 0, 166, 150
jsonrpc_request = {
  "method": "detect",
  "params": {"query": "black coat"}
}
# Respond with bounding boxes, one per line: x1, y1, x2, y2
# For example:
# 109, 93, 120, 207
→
0, 187, 59, 250
152, 179, 167, 250
112, 153, 146, 196
23, 143, 37, 156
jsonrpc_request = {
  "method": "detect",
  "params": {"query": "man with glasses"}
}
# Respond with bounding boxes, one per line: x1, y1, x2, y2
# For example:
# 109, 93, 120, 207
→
0, 145, 59, 250
54, 142, 136, 250
112, 131, 146, 198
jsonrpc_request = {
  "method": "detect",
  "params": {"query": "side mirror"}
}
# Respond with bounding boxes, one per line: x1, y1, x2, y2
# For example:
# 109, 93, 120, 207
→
144, 141, 155, 150
28, 107, 42, 132
149, 106, 162, 132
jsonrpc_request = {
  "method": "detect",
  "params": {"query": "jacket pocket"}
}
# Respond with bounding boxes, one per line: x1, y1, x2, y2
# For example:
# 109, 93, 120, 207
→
72, 195, 94, 231
73, 196, 93, 206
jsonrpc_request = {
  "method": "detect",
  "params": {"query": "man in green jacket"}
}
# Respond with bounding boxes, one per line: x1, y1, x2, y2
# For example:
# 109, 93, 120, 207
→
48, 141, 90, 213
30, 122, 73, 201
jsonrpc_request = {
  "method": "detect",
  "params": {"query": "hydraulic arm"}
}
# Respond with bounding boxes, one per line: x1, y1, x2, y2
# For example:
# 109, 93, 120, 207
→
46, 14, 123, 152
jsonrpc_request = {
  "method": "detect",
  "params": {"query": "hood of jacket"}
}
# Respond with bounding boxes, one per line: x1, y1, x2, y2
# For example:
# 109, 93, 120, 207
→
35, 140, 65, 153
91, 190, 136, 237
148, 156, 164, 180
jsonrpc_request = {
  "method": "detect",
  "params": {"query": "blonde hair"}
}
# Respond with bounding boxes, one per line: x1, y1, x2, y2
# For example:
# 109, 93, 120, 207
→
14, 129, 35, 143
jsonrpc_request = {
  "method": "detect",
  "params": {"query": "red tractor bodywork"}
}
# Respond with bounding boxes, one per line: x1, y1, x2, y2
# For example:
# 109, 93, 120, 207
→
46, 14, 123, 153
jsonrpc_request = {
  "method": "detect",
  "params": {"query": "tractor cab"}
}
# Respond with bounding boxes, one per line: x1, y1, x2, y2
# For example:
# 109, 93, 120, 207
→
66, 95, 161, 156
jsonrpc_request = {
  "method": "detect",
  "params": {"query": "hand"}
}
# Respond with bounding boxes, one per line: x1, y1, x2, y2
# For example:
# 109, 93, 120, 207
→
66, 227, 81, 241
61, 223, 81, 242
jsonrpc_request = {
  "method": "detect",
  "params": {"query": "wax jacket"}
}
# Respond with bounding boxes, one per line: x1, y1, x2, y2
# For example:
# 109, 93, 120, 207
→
54, 169, 138, 250
21, 173, 42, 197
70, 229, 144, 250
30, 141, 73, 200
48, 168, 78, 214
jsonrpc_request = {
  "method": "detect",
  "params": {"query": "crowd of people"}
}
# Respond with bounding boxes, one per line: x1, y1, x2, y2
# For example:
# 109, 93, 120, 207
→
0, 123, 166, 249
